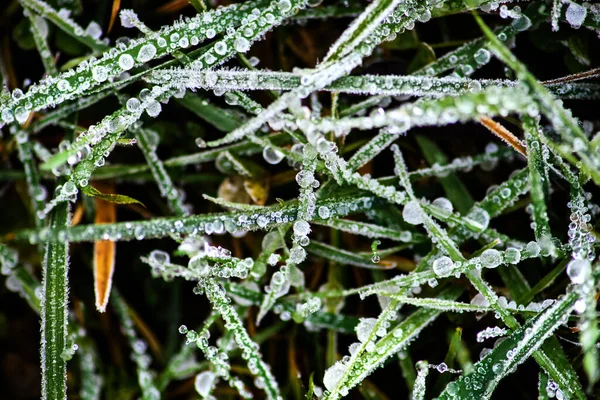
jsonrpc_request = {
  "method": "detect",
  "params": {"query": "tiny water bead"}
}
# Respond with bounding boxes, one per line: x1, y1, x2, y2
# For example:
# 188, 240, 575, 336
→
263, 146, 284, 164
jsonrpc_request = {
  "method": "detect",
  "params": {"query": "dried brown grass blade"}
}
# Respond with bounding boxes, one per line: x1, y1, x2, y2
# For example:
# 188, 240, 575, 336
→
479, 116, 527, 156
94, 182, 116, 312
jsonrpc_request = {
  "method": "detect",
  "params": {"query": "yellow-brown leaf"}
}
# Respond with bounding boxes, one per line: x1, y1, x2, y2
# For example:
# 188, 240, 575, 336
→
94, 183, 117, 312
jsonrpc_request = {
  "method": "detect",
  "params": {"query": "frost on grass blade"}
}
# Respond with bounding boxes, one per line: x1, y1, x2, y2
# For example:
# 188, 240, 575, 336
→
0, 0, 263, 128
40, 201, 71, 400
19, 195, 377, 243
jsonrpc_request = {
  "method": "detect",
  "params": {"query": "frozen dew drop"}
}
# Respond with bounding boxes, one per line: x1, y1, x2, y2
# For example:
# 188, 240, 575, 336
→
85, 21, 103, 40
263, 146, 284, 164
277, 0, 292, 12
149, 250, 170, 265
92, 66, 108, 83
432, 256, 454, 276
317, 206, 330, 219
137, 43, 157, 63
474, 48, 491, 65
14, 107, 30, 124
466, 207, 490, 231
296, 170, 315, 188
57, 79, 71, 92
356, 317, 377, 343
323, 361, 347, 392
206, 28, 216, 39
480, 249, 502, 269
504, 247, 521, 264
525, 241, 540, 257
119, 54, 134, 70
565, 2, 587, 29
214, 41, 228, 55
194, 371, 216, 397
293, 220, 311, 237
566, 258, 589, 284
126, 97, 141, 112
1, 108, 14, 123
432, 197, 453, 216
188, 254, 210, 276
234, 36, 251, 53
402, 200, 423, 225
470, 293, 490, 307
178, 325, 188, 334
146, 101, 162, 117
436, 362, 448, 373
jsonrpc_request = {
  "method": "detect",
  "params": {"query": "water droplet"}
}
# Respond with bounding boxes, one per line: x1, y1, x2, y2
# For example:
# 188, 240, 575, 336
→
480, 249, 502, 269
195, 371, 215, 397
263, 146, 284, 164
137, 43, 157, 63
566, 258, 589, 284
119, 54, 134, 70
402, 200, 423, 225
433, 256, 454, 276
234, 36, 251, 53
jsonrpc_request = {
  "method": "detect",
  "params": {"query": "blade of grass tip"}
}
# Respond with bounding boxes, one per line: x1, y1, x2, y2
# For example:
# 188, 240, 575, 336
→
41, 200, 71, 400
107, 0, 121, 33
93, 183, 117, 312
538, 372, 550, 400
135, 128, 189, 216
112, 291, 161, 399
20, 0, 109, 52
14, 129, 46, 229
473, 12, 600, 185
478, 116, 527, 157
21, 4, 57, 75
323, 0, 404, 63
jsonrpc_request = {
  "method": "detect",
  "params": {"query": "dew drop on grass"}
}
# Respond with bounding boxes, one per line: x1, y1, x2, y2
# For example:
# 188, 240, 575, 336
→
504, 247, 521, 264
480, 249, 502, 269
126, 97, 141, 112
466, 207, 490, 231
402, 200, 423, 225
323, 361, 347, 391
137, 43, 157, 63
566, 258, 589, 284
263, 146, 284, 164
356, 318, 377, 343
293, 220, 311, 236
119, 54, 134, 70
234, 37, 251, 53
92, 66, 108, 82
317, 206, 330, 219
194, 371, 215, 397
146, 101, 162, 117
470, 293, 490, 307
433, 256, 454, 276
432, 197, 453, 216
149, 250, 169, 265
565, 2, 587, 29
474, 48, 491, 65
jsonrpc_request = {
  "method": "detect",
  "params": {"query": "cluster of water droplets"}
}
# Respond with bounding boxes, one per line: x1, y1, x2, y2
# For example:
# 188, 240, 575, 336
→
476, 326, 508, 343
